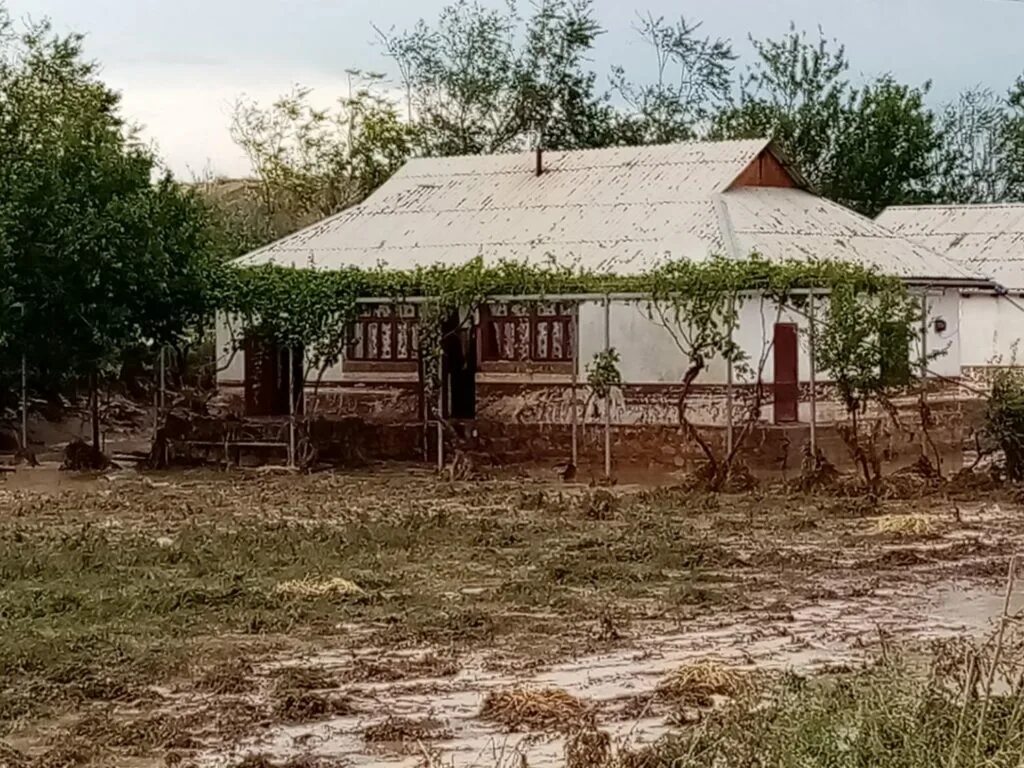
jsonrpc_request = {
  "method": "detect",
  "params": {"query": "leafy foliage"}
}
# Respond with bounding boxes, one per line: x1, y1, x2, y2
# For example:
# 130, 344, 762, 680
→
985, 369, 1024, 482
0, 8, 225, 411
229, 76, 418, 243
712, 26, 942, 217
644, 653, 1024, 768
585, 349, 622, 399
938, 87, 1016, 204
377, 0, 615, 155
612, 14, 735, 144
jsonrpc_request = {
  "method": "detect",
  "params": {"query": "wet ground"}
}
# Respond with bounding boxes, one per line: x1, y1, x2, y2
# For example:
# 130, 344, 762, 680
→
203, 574, 1021, 767
1, 467, 1021, 767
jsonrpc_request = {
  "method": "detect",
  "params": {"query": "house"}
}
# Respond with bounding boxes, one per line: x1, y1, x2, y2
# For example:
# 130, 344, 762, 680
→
878, 204, 1024, 386
217, 138, 987, 470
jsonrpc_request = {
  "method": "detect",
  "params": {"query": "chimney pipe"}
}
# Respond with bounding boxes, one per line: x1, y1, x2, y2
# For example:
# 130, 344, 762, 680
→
535, 146, 543, 177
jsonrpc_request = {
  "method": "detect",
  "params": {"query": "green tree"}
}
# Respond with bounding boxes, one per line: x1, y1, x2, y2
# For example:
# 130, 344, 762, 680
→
612, 14, 736, 144
815, 282, 925, 488
712, 26, 941, 217
377, 0, 613, 155
229, 75, 418, 243
0, 8, 223, 446
937, 87, 1013, 204
829, 76, 942, 216
1004, 77, 1024, 201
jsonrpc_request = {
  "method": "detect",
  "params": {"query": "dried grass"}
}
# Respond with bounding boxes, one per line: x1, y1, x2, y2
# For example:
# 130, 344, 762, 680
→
479, 686, 592, 733
271, 665, 339, 692
874, 514, 937, 537
362, 715, 452, 744
233, 755, 349, 768
271, 690, 356, 724
657, 661, 750, 707
273, 577, 363, 598
195, 658, 255, 695
348, 653, 459, 683
565, 727, 613, 768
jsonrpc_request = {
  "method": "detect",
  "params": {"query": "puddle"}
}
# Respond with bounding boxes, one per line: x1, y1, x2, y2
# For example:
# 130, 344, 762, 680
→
200, 578, 1019, 768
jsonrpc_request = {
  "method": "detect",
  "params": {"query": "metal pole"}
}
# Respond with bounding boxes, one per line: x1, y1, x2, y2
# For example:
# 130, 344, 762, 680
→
20, 304, 27, 451
288, 345, 296, 468
436, 370, 444, 473
726, 308, 734, 457
920, 290, 929, 455
570, 305, 579, 468
603, 296, 612, 479
158, 347, 166, 414
809, 292, 818, 457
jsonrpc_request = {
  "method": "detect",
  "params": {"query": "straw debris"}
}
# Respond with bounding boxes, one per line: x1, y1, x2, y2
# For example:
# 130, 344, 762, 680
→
479, 687, 592, 733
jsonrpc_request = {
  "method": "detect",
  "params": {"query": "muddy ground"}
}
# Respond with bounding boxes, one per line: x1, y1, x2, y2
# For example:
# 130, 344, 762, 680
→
0, 466, 1021, 767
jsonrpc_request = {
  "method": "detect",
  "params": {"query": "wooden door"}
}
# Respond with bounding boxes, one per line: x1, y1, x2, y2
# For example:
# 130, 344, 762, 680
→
244, 336, 277, 416
773, 323, 799, 424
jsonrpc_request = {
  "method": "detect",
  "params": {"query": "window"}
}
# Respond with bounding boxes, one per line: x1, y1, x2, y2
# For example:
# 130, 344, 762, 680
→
348, 304, 419, 362
481, 301, 574, 363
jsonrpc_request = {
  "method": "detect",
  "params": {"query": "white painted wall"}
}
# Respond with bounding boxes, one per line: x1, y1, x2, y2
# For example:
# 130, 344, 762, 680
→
959, 294, 1024, 367
924, 290, 961, 378
215, 313, 245, 383
578, 296, 815, 386
218, 287, 968, 399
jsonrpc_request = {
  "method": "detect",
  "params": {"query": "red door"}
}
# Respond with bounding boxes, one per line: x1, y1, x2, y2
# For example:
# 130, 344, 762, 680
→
773, 323, 799, 424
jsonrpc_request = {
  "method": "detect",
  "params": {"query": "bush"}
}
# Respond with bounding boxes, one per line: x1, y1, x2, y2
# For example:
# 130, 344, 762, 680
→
632, 654, 1024, 768
985, 369, 1024, 481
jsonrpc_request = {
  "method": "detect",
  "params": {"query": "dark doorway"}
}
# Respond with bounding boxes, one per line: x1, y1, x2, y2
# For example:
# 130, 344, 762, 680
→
441, 313, 476, 419
773, 323, 799, 424
244, 336, 304, 417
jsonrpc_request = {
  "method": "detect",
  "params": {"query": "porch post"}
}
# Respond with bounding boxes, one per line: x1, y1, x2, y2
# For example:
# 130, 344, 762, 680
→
808, 292, 818, 457
436, 373, 444, 473
287, 345, 296, 468
603, 295, 612, 479
726, 318, 734, 458
919, 289, 929, 455
158, 346, 166, 414
571, 303, 579, 468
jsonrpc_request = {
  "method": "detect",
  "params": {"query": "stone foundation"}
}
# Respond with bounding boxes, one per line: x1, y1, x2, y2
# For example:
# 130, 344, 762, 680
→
207, 377, 973, 472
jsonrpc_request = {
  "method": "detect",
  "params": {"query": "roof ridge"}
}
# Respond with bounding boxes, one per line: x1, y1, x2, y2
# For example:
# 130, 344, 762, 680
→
401, 137, 772, 166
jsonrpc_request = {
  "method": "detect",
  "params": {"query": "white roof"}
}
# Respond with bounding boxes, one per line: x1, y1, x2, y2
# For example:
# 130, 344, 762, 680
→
878, 204, 1024, 290
242, 138, 981, 284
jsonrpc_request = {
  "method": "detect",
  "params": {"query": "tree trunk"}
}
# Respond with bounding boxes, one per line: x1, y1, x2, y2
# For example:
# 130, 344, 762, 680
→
90, 372, 100, 451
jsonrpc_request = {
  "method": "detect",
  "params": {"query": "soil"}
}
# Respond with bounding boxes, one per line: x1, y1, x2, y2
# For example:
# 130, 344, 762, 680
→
0, 466, 1021, 767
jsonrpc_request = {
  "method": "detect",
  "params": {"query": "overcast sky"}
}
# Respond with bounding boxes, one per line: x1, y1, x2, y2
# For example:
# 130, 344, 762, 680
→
8, 0, 1024, 178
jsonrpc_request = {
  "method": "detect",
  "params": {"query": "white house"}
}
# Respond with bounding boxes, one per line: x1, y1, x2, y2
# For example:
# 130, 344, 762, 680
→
216, 139, 989, 470
878, 204, 1024, 383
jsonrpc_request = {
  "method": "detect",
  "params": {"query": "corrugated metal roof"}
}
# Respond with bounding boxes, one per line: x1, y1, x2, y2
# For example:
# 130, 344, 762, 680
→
726, 189, 980, 281
878, 204, 1024, 289
241, 138, 979, 283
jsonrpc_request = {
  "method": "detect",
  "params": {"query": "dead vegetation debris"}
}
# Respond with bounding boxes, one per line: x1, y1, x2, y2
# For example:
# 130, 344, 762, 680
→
874, 513, 939, 537
194, 658, 255, 695
362, 715, 453, 744
656, 661, 751, 708
581, 490, 619, 520
271, 690, 356, 724
232, 755, 349, 768
347, 653, 459, 683
60, 440, 112, 471
270, 666, 339, 692
565, 727, 613, 768
479, 687, 593, 733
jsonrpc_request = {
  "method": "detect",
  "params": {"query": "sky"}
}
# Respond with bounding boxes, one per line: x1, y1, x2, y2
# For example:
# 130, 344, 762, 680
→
8, 0, 1024, 179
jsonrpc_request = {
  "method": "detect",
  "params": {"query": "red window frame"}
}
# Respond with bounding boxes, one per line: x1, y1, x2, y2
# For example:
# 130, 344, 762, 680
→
480, 302, 575, 363
347, 304, 419, 363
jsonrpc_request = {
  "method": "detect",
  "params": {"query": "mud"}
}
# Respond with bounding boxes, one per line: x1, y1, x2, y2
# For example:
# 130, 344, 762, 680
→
202, 575, 1018, 768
